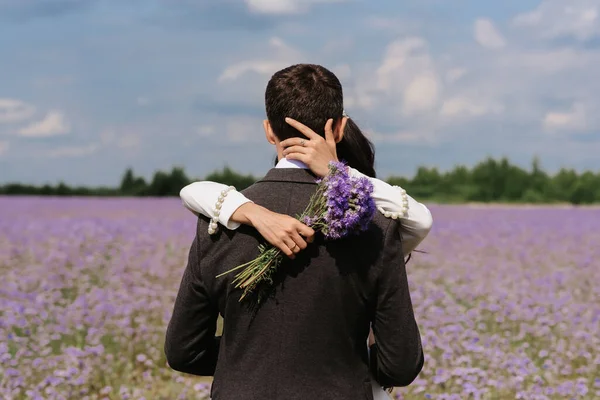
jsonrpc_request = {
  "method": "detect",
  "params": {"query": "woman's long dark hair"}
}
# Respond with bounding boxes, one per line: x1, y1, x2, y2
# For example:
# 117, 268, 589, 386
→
340, 116, 419, 276
336, 117, 376, 178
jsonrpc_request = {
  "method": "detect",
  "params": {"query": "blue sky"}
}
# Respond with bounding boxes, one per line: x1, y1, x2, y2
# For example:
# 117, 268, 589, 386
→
1, 0, 599, 185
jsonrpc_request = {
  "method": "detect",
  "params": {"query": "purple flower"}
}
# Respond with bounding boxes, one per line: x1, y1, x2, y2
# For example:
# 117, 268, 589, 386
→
311, 161, 375, 240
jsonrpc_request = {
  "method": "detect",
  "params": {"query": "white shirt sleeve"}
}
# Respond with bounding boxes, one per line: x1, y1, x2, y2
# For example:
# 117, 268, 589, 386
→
348, 167, 433, 255
179, 182, 253, 230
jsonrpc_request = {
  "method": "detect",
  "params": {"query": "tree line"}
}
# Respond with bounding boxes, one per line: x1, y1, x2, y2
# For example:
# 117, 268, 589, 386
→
1, 157, 599, 204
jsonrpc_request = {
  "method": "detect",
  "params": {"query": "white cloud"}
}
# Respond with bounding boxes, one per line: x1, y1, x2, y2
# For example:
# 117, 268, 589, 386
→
513, 0, 600, 41
441, 96, 504, 118
100, 129, 116, 145
197, 125, 216, 137
342, 37, 443, 143
194, 118, 264, 143
47, 144, 98, 158
31, 75, 75, 88
343, 37, 442, 129
223, 116, 265, 143
0, 141, 9, 156
319, 38, 354, 56
474, 18, 507, 49
0, 98, 35, 123
18, 111, 70, 137
363, 16, 421, 35
331, 64, 351, 80
117, 133, 141, 149
374, 38, 428, 92
344, 15, 600, 147
343, 90, 376, 110
219, 60, 283, 82
517, 48, 587, 74
373, 37, 441, 115
368, 130, 437, 145
218, 37, 302, 82
402, 74, 440, 115
244, 0, 343, 15
445, 68, 467, 83
99, 129, 141, 150
543, 102, 588, 131
216, 14, 600, 151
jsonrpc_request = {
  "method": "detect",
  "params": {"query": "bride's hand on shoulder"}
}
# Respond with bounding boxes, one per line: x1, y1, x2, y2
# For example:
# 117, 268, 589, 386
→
232, 203, 315, 259
281, 117, 341, 177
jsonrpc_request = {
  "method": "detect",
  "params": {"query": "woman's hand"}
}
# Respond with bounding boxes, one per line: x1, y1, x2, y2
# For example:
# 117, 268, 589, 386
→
231, 203, 315, 259
281, 117, 339, 177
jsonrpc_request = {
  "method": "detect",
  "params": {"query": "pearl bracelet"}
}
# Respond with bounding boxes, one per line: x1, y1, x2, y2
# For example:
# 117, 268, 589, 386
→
208, 186, 236, 235
379, 186, 409, 220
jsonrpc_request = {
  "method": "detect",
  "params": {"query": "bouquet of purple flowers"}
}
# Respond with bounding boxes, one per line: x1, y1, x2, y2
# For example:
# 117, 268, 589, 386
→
217, 161, 377, 303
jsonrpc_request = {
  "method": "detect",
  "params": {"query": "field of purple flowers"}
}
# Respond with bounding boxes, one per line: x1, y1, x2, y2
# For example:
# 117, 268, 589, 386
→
1, 197, 598, 400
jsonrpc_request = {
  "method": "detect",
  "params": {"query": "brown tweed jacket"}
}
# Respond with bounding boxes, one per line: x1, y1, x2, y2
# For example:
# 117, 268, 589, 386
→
165, 168, 423, 400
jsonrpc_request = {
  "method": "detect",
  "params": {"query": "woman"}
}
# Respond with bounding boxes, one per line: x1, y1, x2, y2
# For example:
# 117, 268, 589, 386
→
180, 116, 432, 399
181, 117, 432, 260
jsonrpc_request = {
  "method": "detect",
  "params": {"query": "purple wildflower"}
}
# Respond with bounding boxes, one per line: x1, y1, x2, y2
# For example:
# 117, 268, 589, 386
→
317, 162, 376, 239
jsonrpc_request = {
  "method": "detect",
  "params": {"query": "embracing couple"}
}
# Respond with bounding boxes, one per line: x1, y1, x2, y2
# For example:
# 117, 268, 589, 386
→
164, 64, 432, 399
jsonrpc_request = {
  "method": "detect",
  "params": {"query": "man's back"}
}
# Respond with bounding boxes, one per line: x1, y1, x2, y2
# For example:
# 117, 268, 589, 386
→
165, 168, 423, 400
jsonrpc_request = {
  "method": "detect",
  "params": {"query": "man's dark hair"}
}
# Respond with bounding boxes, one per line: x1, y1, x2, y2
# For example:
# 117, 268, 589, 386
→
265, 63, 377, 178
265, 64, 344, 141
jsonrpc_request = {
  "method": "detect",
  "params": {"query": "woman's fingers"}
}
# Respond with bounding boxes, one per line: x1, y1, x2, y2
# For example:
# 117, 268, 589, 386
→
280, 138, 297, 148
282, 236, 305, 257
276, 239, 295, 258
250, 208, 316, 258
280, 137, 317, 148
282, 118, 338, 146
284, 117, 320, 140
295, 222, 315, 243
281, 237, 298, 258
290, 230, 308, 251
282, 145, 311, 157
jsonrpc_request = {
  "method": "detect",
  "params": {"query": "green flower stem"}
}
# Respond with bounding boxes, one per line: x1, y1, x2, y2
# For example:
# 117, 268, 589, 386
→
216, 259, 259, 278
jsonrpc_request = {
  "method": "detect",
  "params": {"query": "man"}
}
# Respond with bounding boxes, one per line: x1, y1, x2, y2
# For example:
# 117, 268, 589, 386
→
164, 64, 423, 399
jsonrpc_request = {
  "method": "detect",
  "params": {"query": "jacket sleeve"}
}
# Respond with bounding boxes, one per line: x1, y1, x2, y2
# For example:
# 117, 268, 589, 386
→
164, 226, 221, 376
370, 220, 424, 387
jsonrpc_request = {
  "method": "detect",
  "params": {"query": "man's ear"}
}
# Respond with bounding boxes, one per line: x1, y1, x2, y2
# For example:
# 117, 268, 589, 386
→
334, 117, 348, 143
264, 120, 277, 145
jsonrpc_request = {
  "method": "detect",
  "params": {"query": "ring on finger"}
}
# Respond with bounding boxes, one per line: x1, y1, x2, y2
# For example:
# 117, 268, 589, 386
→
300, 139, 306, 147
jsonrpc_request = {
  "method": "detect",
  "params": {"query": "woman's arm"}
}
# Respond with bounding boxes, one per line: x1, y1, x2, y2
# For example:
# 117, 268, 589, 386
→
179, 182, 253, 230
180, 174, 431, 256
348, 168, 433, 255
180, 182, 314, 258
